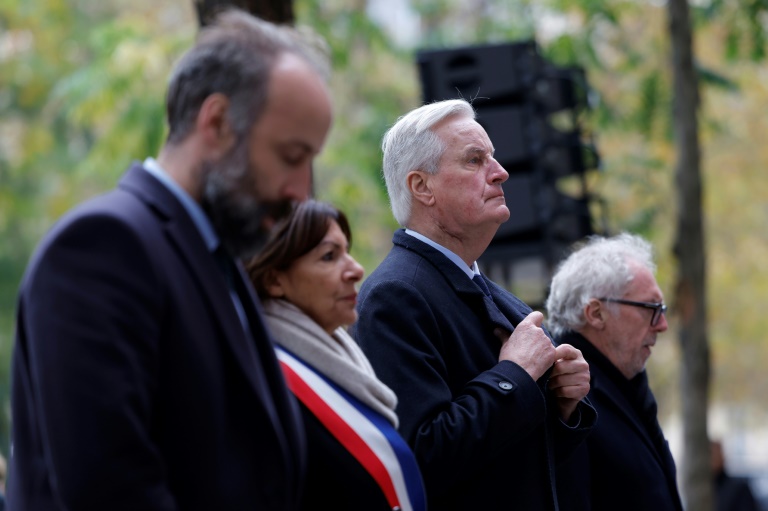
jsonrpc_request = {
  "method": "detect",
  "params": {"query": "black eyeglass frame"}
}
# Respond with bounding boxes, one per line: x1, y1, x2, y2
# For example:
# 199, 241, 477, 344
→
598, 297, 668, 327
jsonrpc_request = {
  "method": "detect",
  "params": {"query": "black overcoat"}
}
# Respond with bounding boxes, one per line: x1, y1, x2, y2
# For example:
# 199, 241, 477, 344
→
353, 230, 596, 511
9, 163, 305, 511
555, 331, 683, 511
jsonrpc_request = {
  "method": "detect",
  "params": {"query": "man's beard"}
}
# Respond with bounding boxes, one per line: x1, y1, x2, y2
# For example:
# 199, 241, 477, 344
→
200, 142, 293, 260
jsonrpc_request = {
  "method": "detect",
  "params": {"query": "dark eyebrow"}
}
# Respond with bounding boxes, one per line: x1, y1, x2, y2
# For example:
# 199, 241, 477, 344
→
316, 240, 349, 251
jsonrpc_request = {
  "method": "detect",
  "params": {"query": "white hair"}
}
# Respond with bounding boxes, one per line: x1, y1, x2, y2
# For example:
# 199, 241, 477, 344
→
545, 232, 657, 338
381, 99, 476, 226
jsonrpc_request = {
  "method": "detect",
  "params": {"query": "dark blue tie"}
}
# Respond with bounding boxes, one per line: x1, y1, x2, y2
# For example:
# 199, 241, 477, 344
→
472, 274, 491, 296
213, 245, 251, 332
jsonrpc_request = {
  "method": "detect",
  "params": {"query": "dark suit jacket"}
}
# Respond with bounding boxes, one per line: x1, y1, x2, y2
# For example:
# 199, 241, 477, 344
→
556, 331, 683, 511
352, 230, 596, 511
715, 471, 761, 511
295, 400, 419, 511
9, 163, 305, 510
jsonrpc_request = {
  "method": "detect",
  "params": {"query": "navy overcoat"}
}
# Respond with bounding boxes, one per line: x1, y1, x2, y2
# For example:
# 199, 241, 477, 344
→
9, 163, 305, 511
353, 230, 596, 511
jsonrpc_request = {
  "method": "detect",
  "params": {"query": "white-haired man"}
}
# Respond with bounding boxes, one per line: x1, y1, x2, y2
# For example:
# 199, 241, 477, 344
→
352, 99, 596, 510
545, 233, 683, 511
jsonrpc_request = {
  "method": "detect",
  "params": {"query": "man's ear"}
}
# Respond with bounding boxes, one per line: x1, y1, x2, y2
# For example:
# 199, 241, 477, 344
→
584, 298, 606, 330
407, 170, 436, 207
196, 93, 236, 158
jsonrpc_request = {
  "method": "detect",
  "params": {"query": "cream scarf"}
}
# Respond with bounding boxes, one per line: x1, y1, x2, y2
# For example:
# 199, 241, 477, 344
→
263, 299, 399, 428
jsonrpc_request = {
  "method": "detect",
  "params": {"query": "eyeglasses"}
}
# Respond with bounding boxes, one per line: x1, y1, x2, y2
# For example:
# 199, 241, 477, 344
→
598, 298, 668, 327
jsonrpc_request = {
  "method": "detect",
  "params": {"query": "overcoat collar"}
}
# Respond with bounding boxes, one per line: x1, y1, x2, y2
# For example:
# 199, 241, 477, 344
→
116, 162, 294, 448
392, 229, 531, 335
562, 331, 673, 472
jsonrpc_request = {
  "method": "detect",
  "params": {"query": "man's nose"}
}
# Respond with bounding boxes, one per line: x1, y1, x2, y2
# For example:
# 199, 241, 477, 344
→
489, 158, 508, 184
284, 165, 313, 202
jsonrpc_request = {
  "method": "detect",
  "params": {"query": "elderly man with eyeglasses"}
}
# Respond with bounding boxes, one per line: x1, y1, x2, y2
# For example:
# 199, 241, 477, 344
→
544, 232, 683, 511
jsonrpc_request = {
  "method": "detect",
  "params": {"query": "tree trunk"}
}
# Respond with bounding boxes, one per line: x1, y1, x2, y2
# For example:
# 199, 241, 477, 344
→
667, 0, 712, 510
194, 0, 294, 26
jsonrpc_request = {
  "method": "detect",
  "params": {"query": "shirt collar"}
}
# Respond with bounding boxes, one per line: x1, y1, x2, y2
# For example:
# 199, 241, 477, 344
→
143, 157, 219, 252
404, 228, 480, 280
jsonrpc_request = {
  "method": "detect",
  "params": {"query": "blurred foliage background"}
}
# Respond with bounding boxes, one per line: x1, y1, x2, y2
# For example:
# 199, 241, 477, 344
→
2, 0, 767, 472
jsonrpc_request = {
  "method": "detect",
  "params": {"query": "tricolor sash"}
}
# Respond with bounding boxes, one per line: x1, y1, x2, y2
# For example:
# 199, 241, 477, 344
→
276, 347, 426, 511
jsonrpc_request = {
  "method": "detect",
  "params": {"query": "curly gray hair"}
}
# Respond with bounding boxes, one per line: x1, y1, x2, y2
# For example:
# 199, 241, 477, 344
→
545, 232, 657, 337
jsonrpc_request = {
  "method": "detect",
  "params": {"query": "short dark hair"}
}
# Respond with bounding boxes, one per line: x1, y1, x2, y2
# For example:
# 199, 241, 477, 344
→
246, 200, 352, 299
165, 8, 329, 144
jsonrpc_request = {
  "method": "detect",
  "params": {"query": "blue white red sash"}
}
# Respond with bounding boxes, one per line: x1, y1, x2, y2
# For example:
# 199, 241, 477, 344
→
276, 347, 426, 511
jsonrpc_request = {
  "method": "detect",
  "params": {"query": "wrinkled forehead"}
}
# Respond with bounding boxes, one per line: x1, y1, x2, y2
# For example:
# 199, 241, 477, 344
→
434, 115, 494, 151
625, 260, 663, 298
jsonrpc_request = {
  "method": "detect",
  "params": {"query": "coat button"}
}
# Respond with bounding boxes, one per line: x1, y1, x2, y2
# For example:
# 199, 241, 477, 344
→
498, 381, 513, 390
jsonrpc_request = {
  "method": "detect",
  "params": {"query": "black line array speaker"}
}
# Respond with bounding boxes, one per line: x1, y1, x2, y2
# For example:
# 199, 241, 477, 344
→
417, 41, 540, 107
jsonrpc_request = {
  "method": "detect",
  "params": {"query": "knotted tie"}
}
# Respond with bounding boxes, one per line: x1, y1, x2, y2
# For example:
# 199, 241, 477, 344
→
472, 274, 491, 296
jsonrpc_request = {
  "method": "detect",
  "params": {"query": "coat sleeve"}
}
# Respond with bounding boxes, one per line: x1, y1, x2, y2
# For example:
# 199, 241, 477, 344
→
16, 212, 177, 510
353, 278, 548, 493
552, 397, 597, 461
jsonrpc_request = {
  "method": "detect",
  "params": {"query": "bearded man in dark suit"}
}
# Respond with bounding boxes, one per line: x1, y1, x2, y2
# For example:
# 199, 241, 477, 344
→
9, 9, 333, 510
352, 98, 596, 511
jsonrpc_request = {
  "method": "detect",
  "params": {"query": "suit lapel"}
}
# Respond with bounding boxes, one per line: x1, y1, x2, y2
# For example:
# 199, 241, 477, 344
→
479, 291, 516, 333
590, 363, 672, 472
117, 164, 296, 451
593, 367, 681, 507
486, 279, 537, 333
563, 333, 656, 454
393, 230, 520, 334
231, 258, 304, 442
165, 222, 279, 399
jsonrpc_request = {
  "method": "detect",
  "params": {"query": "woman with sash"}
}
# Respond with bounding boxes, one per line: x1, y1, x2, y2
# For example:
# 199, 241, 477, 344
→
247, 200, 426, 511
